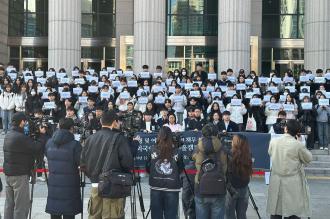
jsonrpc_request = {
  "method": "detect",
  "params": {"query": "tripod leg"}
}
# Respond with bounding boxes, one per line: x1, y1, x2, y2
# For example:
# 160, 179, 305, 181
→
29, 183, 34, 219
248, 187, 262, 219
136, 180, 146, 219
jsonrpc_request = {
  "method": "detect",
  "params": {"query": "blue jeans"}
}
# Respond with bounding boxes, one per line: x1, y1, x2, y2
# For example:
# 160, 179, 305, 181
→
195, 195, 225, 219
317, 122, 329, 147
1, 110, 13, 133
150, 190, 179, 219
225, 186, 249, 219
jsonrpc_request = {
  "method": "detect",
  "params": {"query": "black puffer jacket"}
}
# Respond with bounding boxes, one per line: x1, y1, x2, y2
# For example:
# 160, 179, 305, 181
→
3, 127, 42, 176
81, 128, 134, 183
45, 129, 82, 215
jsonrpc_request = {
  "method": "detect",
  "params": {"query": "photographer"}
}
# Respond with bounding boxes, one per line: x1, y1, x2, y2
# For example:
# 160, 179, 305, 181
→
193, 124, 228, 219
146, 126, 184, 219
267, 120, 312, 219
225, 135, 253, 219
81, 110, 133, 219
269, 111, 287, 134
3, 112, 43, 219
45, 118, 82, 219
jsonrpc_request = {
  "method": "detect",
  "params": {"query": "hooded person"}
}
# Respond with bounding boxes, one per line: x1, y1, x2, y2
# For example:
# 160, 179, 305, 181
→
45, 118, 82, 219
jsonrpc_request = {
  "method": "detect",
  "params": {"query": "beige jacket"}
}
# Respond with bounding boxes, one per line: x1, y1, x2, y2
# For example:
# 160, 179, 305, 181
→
267, 134, 312, 217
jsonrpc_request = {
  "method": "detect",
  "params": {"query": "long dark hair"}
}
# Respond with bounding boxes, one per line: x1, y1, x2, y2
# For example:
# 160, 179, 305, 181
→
156, 126, 174, 160
231, 135, 253, 180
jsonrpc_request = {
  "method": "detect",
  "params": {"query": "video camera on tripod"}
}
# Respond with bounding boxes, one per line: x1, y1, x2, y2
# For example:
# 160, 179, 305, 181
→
119, 111, 143, 139
26, 115, 56, 138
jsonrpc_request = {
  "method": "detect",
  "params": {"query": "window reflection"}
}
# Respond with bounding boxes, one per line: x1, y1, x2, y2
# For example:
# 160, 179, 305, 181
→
280, 15, 297, 38
280, 0, 297, 14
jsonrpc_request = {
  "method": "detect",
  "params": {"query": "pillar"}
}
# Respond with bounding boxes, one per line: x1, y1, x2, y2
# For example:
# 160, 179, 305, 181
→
218, 0, 251, 74
133, 0, 166, 73
48, 0, 81, 76
304, 0, 330, 72
0, 0, 8, 65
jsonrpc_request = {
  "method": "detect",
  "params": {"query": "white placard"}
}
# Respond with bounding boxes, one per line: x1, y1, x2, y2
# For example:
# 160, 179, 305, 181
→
58, 87, 64, 93
301, 102, 313, 110
206, 86, 215, 92
279, 95, 286, 102
285, 86, 296, 93
268, 103, 281, 110
245, 79, 253, 85
299, 75, 309, 82
155, 96, 165, 104
326, 92, 330, 99
272, 77, 282, 84
41, 92, 49, 99
100, 71, 109, 77
78, 96, 88, 103
166, 79, 173, 85
72, 71, 79, 77
120, 91, 130, 99
190, 91, 200, 97
60, 92, 71, 99
173, 95, 184, 103
263, 95, 271, 102
109, 74, 118, 80
60, 77, 70, 84
226, 90, 236, 97
88, 86, 99, 93
107, 67, 115, 73
314, 77, 326, 84
250, 98, 262, 106
219, 86, 228, 92
138, 97, 149, 104
202, 91, 209, 98
283, 104, 295, 111
211, 92, 222, 98
319, 99, 329, 106
38, 87, 47, 93
236, 83, 246, 91
88, 76, 99, 83
144, 86, 151, 92
46, 71, 56, 78
231, 99, 242, 106
43, 101, 56, 109
8, 73, 17, 80
258, 77, 269, 84
124, 71, 134, 77
168, 86, 175, 93
37, 78, 46, 84
140, 72, 150, 79
252, 88, 260, 94
73, 88, 83, 95
184, 83, 193, 90
283, 77, 294, 83
87, 69, 95, 74
117, 71, 123, 76
153, 72, 163, 78
208, 73, 217, 80
56, 73, 66, 78
245, 92, 254, 99
152, 86, 163, 93
299, 93, 310, 100
75, 78, 85, 84
24, 76, 34, 82
98, 82, 105, 88
325, 73, 330, 80
112, 81, 121, 88
127, 80, 138, 87
35, 71, 44, 77
228, 76, 236, 83
268, 87, 278, 93
193, 81, 202, 86
101, 92, 111, 99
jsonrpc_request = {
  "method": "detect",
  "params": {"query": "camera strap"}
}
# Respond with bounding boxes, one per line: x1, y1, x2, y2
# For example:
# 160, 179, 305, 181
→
100, 132, 120, 174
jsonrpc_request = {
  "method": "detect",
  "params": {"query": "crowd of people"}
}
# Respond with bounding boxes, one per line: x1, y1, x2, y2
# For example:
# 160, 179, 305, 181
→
0, 63, 329, 149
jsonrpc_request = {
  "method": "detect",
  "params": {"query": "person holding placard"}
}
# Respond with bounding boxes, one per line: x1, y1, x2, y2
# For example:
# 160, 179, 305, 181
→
284, 94, 298, 119
42, 92, 60, 121
316, 94, 330, 150
226, 94, 247, 131
169, 85, 187, 125
14, 84, 28, 113
265, 96, 280, 131
247, 94, 265, 132
298, 96, 317, 150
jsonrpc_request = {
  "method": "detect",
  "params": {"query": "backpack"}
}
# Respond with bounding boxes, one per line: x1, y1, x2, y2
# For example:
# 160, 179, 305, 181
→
198, 148, 226, 196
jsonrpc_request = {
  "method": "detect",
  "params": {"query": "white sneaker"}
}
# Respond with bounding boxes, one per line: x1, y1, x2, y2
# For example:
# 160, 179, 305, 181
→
325, 147, 329, 150
320, 147, 324, 150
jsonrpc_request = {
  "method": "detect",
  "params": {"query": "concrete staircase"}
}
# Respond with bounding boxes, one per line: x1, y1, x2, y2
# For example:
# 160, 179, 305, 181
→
305, 149, 330, 177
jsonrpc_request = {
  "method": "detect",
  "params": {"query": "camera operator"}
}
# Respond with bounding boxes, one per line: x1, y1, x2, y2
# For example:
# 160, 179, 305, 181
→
269, 111, 287, 134
45, 118, 82, 219
267, 120, 312, 219
225, 135, 253, 219
145, 126, 184, 219
3, 112, 43, 219
193, 124, 228, 219
81, 110, 133, 219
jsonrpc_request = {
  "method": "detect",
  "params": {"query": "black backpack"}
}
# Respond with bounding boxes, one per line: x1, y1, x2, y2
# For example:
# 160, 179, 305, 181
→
198, 149, 226, 196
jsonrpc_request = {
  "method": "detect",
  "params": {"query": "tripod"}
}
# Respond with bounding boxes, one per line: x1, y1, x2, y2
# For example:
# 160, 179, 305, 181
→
248, 187, 261, 219
80, 171, 86, 219
131, 170, 146, 219
29, 163, 37, 219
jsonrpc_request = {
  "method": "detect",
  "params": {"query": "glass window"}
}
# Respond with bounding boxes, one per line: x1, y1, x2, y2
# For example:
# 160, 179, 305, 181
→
105, 47, 115, 59
280, 15, 298, 38
10, 47, 20, 58
262, 15, 280, 38
82, 0, 93, 13
299, 0, 305, 14
98, 14, 115, 37
188, 16, 204, 35
81, 47, 103, 59
10, 0, 24, 13
168, 15, 188, 35
298, 15, 304, 38
98, 0, 115, 14
204, 15, 217, 35
189, 0, 204, 14
169, 0, 189, 14
167, 46, 184, 58
22, 47, 48, 58
262, 0, 280, 14
280, 0, 298, 14
9, 13, 25, 36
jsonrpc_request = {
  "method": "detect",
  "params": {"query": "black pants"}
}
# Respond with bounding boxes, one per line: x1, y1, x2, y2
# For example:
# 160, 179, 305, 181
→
271, 215, 300, 219
51, 215, 75, 219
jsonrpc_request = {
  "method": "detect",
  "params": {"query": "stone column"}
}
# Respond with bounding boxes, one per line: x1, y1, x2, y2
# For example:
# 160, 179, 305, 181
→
304, 0, 330, 72
133, 0, 166, 73
48, 0, 81, 76
218, 0, 251, 74
0, 0, 8, 64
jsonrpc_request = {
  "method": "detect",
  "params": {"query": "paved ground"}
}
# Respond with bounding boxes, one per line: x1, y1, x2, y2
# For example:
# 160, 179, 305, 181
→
0, 176, 329, 219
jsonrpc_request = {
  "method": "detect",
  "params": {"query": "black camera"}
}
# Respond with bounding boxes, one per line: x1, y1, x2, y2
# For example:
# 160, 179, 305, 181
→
172, 132, 183, 148
119, 111, 143, 138
28, 115, 54, 138
217, 132, 234, 153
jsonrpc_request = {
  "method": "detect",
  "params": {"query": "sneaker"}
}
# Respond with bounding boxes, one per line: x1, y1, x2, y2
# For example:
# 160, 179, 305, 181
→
325, 147, 329, 151
37, 176, 46, 182
320, 147, 324, 150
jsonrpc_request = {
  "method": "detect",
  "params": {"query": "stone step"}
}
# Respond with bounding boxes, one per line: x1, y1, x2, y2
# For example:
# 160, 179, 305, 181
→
311, 149, 329, 155
307, 161, 330, 168
313, 155, 330, 162
305, 167, 330, 176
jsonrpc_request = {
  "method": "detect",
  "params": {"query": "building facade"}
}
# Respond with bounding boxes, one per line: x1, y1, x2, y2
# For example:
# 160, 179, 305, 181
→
1, 0, 329, 75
